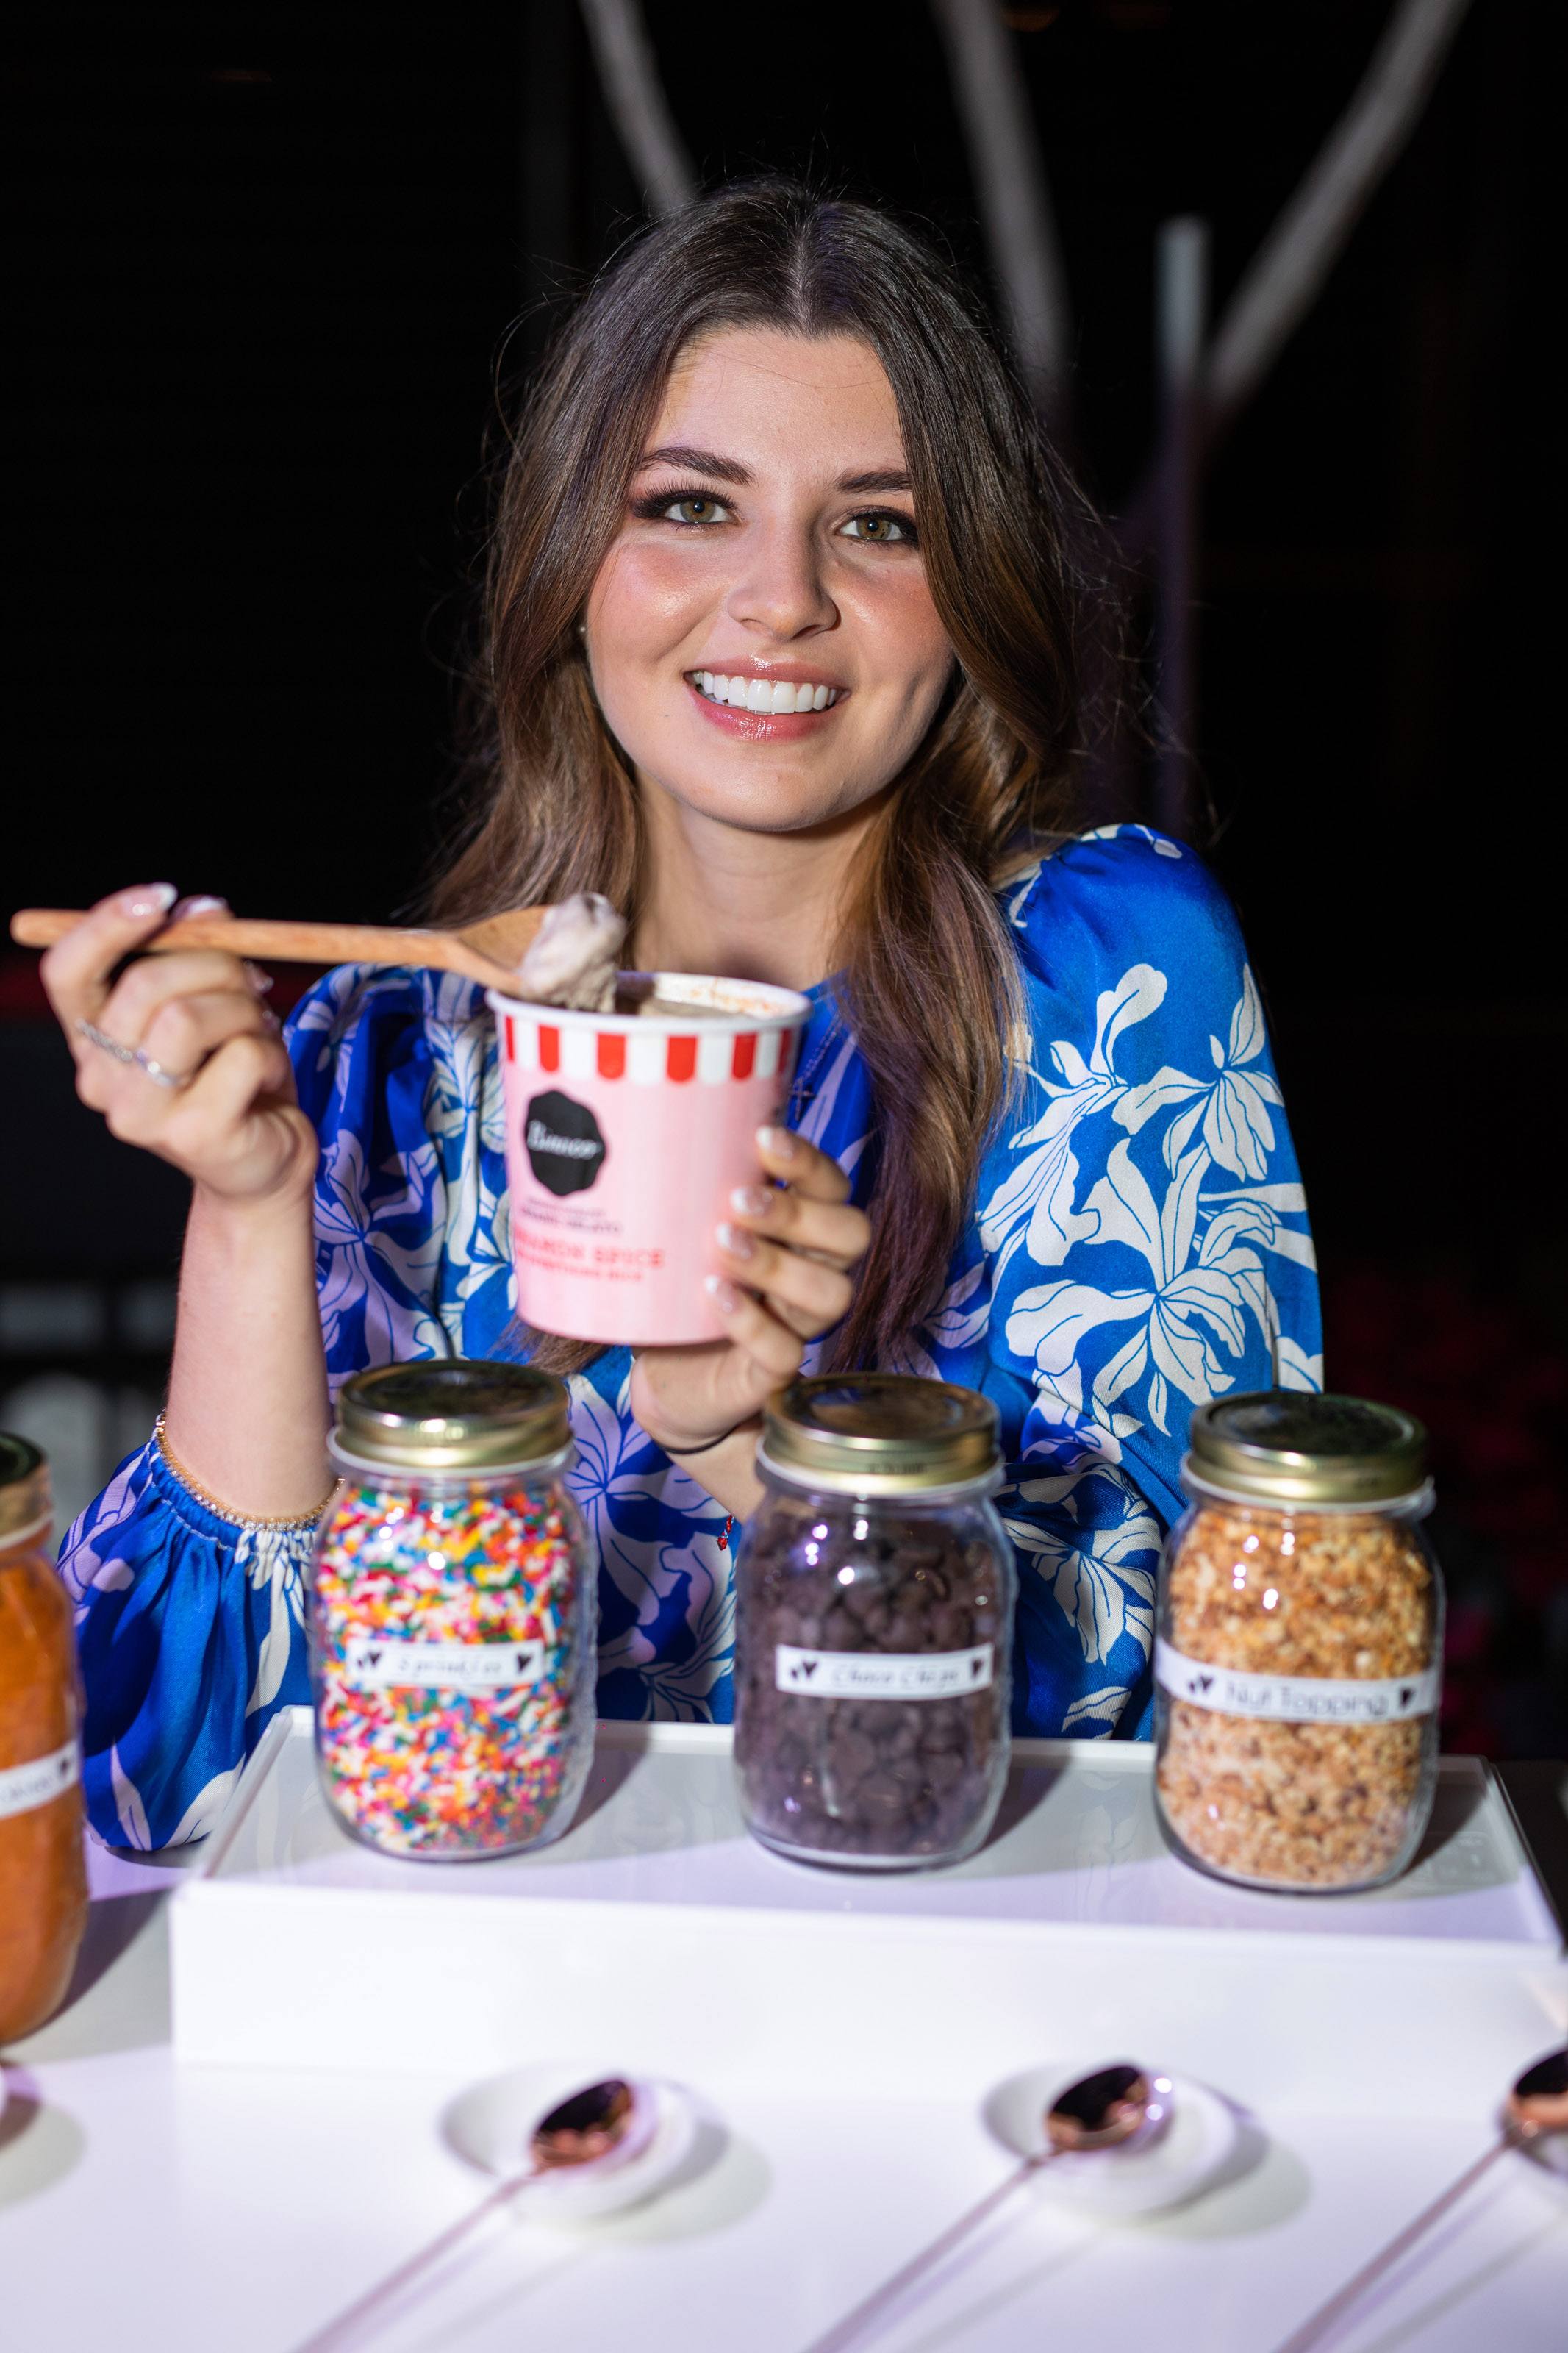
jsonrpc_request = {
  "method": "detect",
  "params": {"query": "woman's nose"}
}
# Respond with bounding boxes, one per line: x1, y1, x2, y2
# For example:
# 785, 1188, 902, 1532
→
724, 521, 837, 639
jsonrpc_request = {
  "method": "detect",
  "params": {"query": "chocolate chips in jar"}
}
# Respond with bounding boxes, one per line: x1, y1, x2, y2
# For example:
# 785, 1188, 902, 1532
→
733, 1375, 1015, 1870
1153, 1393, 1443, 1894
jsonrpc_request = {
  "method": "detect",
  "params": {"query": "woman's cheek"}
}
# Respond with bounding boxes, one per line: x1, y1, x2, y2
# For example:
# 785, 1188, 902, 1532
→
591, 538, 723, 649
841, 567, 954, 732
837, 554, 947, 654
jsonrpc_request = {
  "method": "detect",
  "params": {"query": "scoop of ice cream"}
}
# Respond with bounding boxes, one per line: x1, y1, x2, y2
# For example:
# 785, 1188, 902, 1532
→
515, 893, 628, 1012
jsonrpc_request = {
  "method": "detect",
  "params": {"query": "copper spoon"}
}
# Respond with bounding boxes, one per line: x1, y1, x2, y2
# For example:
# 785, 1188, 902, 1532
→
287, 2075, 654, 2353
1270, 2046, 1568, 2353
10, 904, 548, 997
799, 2063, 1170, 2353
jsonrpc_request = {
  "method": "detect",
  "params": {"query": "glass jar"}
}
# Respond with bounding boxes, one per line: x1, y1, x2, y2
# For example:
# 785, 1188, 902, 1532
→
1154, 1391, 1442, 1894
734, 1374, 1015, 1871
309, 1363, 596, 1862
1, 1435, 87, 2041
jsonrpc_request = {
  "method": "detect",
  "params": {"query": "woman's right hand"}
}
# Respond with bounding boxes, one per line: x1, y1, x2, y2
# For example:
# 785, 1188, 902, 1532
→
41, 884, 319, 1206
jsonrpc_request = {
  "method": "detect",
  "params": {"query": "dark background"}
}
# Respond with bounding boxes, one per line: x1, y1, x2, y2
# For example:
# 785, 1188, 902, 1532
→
5, 1, 1561, 1750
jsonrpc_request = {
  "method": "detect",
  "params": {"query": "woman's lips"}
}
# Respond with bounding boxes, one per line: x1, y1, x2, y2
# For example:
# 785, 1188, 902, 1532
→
684, 675, 846, 740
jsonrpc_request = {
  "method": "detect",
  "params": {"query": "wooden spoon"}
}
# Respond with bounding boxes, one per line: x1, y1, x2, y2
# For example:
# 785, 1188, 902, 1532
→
10, 906, 547, 997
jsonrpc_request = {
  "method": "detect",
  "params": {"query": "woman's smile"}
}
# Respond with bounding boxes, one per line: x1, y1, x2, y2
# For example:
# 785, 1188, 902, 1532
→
685, 662, 846, 739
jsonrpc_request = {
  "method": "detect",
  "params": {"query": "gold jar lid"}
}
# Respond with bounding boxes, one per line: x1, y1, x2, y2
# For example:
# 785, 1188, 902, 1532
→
759, 1374, 1000, 1497
0, 1432, 51, 1544
332, 1363, 571, 1474
1185, 1390, 1428, 1507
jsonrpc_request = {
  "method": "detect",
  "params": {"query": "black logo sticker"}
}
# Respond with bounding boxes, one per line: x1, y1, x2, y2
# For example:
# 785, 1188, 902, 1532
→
525, 1090, 607, 1196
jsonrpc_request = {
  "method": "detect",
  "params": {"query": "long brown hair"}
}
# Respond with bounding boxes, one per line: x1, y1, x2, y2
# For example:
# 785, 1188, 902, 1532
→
433, 182, 1113, 1373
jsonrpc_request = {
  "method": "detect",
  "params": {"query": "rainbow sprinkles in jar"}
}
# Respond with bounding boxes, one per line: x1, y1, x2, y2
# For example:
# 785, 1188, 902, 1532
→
310, 1362, 596, 1861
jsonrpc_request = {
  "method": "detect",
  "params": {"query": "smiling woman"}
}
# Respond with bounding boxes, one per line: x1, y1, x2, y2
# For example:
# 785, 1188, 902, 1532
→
437, 188, 1097, 1387
46, 183, 1321, 1846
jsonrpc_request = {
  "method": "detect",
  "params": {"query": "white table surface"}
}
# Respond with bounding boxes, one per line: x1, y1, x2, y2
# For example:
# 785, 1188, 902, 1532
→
6, 1784, 1568, 2352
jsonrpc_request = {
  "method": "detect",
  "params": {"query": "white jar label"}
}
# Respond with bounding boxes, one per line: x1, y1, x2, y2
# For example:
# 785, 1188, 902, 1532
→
1155, 1638, 1439, 1725
0, 1738, 80, 1822
338, 1638, 547, 1692
774, 1643, 994, 1701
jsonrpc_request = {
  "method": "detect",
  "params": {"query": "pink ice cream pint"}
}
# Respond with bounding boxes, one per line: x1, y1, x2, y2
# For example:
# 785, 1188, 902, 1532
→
489, 901, 809, 1345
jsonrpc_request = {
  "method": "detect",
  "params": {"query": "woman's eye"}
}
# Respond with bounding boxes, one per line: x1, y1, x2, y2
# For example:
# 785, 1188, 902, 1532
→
662, 495, 730, 525
839, 511, 914, 544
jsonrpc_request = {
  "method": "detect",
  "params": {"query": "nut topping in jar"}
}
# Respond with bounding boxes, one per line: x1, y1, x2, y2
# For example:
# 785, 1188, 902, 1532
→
1154, 1391, 1442, 1893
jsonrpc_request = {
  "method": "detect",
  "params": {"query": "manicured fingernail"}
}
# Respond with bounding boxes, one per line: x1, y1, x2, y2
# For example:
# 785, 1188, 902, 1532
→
717, 1222, 756, 1261
758, 1125, 798, 1160
705, 1275, 740, 1313
244, 962, 275, 996
118, 882, 176, 918
730, 1185, 772, 1218
173, 893, 229, 918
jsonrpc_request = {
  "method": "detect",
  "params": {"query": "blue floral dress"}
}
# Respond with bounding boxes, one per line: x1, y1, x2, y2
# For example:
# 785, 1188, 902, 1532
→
58, 827, 1321, 1849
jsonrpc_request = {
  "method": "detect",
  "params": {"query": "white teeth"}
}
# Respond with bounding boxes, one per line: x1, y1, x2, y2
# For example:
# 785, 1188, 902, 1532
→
690, 671, 839, 712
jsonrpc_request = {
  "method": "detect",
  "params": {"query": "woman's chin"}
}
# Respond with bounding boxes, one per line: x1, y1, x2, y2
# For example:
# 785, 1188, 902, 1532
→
644, 757, 881, 838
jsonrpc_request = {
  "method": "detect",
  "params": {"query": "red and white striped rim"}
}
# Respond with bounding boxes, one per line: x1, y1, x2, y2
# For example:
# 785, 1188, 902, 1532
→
499, 1011, 799, 1085
485, 975, 809, 1032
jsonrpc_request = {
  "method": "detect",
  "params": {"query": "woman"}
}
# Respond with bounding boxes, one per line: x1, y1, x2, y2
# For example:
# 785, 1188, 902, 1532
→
46, 184, 1320, 1849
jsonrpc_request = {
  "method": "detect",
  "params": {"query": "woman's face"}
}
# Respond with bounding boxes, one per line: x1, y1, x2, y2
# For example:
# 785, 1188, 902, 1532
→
584, 327, 953, 835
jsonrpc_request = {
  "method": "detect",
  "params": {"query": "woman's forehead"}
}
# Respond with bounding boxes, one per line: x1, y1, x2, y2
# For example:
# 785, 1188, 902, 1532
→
646, 326, 906, 474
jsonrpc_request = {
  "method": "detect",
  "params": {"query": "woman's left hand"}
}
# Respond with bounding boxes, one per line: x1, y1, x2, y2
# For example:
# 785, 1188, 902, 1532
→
629, 1126, 870, 1463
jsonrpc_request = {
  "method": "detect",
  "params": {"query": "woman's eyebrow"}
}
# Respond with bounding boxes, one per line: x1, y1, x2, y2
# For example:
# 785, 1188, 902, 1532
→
635, 449, 912, 497
637, 443, 752, 483
838, 468, 912, 494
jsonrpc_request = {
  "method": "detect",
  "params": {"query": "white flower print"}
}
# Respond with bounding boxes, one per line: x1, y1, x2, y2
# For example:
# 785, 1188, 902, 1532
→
1276, 1335, 1326, 1390
1007, 1138, 1284, 1437
795, 1021, 870, 1182
1002, 1468, 1160, 1664
978, 965, 1167, 1282
567, 1373, 735, 1716
1062, 1686, 1131, 1735
58, 1451, 147, 1605
420, 995, 512, 1349
1081, 823, 1185, 861
1115, 965, 1284, 1180
110, 1743, 152, 1850
239, 1523, 313, 1717
315, 1127, 448, 1377
895, 1259, 991, 1380
168, 1764, 245, 1847
596, 1537, 736, 1718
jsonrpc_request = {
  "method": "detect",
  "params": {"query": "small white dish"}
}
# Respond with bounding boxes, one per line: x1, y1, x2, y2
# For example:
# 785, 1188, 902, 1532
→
984, 2064, 1241, 2218
441, 2063, 699, 2228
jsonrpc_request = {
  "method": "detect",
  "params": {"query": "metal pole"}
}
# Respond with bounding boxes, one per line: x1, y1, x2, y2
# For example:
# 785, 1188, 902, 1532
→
577, 0, 695, 218
928, 0, 1073, 418
1153, 217, 1209, 840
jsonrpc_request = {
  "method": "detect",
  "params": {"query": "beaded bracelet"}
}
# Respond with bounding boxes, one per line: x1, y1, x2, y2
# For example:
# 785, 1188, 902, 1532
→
153, 1411, 336, 1532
